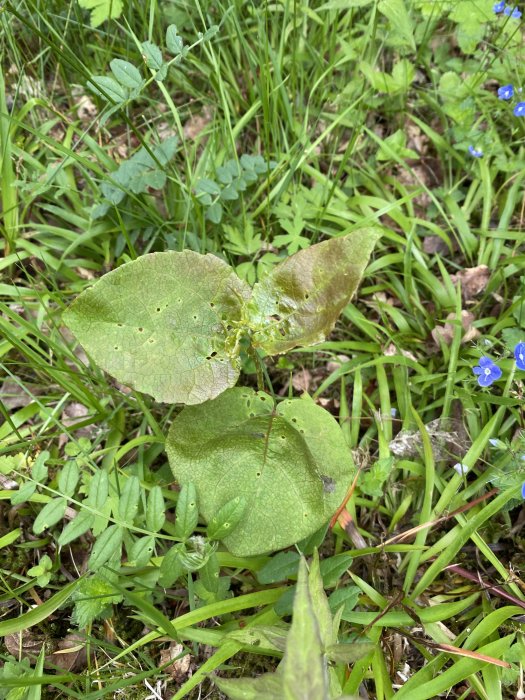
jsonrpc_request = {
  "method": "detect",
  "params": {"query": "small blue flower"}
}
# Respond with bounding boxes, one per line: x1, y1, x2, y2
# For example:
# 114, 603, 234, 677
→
453, 463, 469, 475
521, 481, 525, 498
504, 4, 522, 16
468, 145, 483, 158
472, 356, 502, 387
498, 84, 514, 100
513, 102, 525, 116
514, 342, 525, 370
494, 0, 505, 11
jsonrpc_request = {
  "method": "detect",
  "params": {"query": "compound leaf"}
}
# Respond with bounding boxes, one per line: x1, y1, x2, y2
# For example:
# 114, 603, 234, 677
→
166, 388, 355, 556
110, 59, 143, 90
248, 229, 381, 354
63, 251, 251, 404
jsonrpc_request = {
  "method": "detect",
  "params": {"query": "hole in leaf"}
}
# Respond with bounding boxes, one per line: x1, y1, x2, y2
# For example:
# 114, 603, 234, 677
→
256, 472, 261, 477
291, 418, 297, 423
149, 339, 154, 344
259, 396, 266, 401
280, 435, 285, 439
209, 351, 217, 357
114, 346, 119, 350
156, 307, 161, 312
210, 302, 215, 308
304, 293, 309, 300
138, 327, 144, 332
117, 323, 123, 327
249, 412, 255, 417
193, 315, 198, 320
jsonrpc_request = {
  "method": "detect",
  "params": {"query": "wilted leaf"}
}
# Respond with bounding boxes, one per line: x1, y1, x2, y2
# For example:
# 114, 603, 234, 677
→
46, 633, 89, 672
248, 230, 381, 354
159, 643, 192, 682
63, 251, 251, 404
166, 389, 355, 556
452, 265, 490, 301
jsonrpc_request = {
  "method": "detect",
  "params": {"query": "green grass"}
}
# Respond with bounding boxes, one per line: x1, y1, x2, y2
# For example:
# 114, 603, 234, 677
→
1, 0, 525, 698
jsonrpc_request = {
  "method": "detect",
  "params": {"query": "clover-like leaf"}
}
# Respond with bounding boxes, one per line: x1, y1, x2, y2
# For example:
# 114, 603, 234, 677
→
248, 228, 381, 354
166, 388, 355, 556
63, 251, 251, 404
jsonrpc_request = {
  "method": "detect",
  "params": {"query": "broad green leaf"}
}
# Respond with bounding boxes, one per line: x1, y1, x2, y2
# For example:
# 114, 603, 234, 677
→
33, 498, 67, 534
88, 524, 123, 571
174, 483, 199, 540
88, 75, 128, 103
206, 201, 223, 224
166, 25, 184, 55
199, 552, 220, 594
248, 229, 381, 354
146, 486, 165, 533
257, 551, 300, 584
11, 481, 36, 505
207, 496, 246, 541
58, 510, 95, 547
282, 559, 329, 700
110, 59, 143, 90
78, 0, 123, 27
166, 388, 355, 556
63, 251, 251, 404
308, 551, 334, 648
57, 460, 80, 498
118, 475, 140, 524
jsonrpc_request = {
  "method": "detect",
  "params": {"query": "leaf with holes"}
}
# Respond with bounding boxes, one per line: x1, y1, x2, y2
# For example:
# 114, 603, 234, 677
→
248, 229, 381, 354
63, 251, 251, 404
166, 388, 355, 556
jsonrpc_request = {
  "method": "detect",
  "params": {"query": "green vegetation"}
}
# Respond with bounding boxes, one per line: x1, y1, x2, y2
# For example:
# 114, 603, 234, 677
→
1, 0, 525, 698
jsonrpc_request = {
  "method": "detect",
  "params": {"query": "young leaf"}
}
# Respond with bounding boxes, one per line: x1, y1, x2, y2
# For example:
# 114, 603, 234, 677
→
199, 552, 220, 594
63, 251, 251, 404
33, 498, 67, 534
166, 388, 355, 556
88, 524, 123, 571
78, 0, 123, 27
207, 496, 246, 541
146, 486, 165, 533
31, 451, 49, 482
109, 59, 144, 90
58, 510, 95, 547
11, 481, 37, 505
206, 201, 223, 224
282, 559, 329, 699
174, 483, 199, 541
118, 475, 141, 525
166, 25, 184, 55
248, 229, 381, 355
86, 470, 109, 509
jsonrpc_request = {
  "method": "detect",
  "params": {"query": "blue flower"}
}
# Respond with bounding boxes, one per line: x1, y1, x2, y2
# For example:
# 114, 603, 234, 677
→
513, 102, 525, 116
468, 145, 483, 158
498, 84, 514, 100
472, 356, 502, 387
514, 342, 525, 370
521, 482, 525, 498
494, 0, 505, 11
504, 4, 522, 16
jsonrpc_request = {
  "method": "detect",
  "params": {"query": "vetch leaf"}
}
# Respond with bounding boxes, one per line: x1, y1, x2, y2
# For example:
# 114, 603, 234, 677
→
146, 486, 165, 533
174, 483, 199, 541
109, 59, 143, 90
166, 25, 184, 55
31, 451, 49, 482
166, 388, 355, 556
128, 536, 155, 567
33, 498, 67, 534
63, 251, 251, 404
88, 524, 123, 571
158, 544, 185, 587
118, 475, 140, 524
140, 40, 167, 80
57, 461, 80, 498
248, 229, 381, 354
58, 510, 95, 547
78, 0, 123, 27
207, 496, 246, 541
86, 470, 109, 509
88, 75, 128, 103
